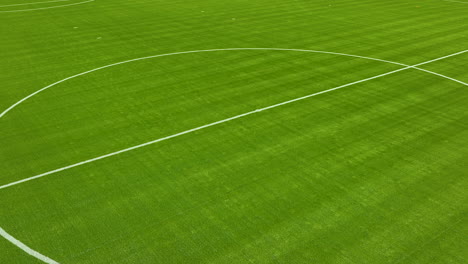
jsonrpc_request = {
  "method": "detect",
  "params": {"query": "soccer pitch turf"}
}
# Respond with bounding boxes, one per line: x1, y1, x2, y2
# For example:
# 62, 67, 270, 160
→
1, 0, 467, 263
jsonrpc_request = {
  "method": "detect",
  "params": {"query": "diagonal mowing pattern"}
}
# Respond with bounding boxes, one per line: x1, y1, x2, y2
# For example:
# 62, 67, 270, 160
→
0, 49, 465, 191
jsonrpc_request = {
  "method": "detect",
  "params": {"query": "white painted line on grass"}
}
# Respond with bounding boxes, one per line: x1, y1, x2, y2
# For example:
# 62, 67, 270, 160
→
0, 49, 466, 191
0, 227, 60, 264
0, 0, 71, 8
408, 50, 467, 67
402, 50, 468, 87
0, 48, 466, 264
0, 48, 467, 119
0, 0, 94, 12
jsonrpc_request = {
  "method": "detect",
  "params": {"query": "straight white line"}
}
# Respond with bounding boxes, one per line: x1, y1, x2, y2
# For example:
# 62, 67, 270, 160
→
406, 50, 468, 87
415, 67, 467, 86
0, 0, 93, 12
0, 227, 60, 264
0, 0, 71, 8
1, 48, 466, 119
1, 69, 400, 188
410, 50, 467, 67
1, 50, 466, 191
0, 48, 412, 119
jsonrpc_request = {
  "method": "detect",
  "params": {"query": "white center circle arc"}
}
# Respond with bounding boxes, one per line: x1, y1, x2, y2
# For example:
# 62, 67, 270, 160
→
1, 48, 466, 119
0, 48, 467, 264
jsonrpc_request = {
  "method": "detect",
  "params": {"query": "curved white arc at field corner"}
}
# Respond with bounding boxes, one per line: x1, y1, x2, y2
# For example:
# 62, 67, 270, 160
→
0, 0, 94, 12
0, 0, 71, 8
0, 48, 466, 119
0, 227, 60, 264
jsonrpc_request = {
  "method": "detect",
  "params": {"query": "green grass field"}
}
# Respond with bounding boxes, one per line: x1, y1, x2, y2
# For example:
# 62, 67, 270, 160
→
1, 0, 467, 263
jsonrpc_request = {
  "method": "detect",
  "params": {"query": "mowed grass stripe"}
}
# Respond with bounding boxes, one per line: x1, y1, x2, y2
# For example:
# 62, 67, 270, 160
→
1, 49, 465, 189
0, 0, 464, 108
420, 53, 468, 82
0, 50, 406, 186
1, 0, 467, 263
1, 69, 466, 262
0, 109, 464, 262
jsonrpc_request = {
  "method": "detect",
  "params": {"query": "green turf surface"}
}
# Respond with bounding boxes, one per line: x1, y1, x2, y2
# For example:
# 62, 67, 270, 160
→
1, 0, 467, 263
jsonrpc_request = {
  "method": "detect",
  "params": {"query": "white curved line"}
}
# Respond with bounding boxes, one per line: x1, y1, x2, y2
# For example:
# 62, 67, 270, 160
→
0, 49, 466, 264
0, 0, 93, 13
0, 48, 466, 119
0, 67, 414, 191
0, 227, 60, 264
0, 49, 466, 191
0, 0, 71, 8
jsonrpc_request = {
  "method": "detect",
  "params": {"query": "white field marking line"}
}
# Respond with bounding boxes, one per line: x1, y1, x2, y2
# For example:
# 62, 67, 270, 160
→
400, 51, 468, 87
0, 50, 466, 264
0, 0, 71, 8
0, 48, 467, 119
0, 50, 466, 191
0, 0, 93, 12
0, 227, 60, 264
0, 49, 410, 264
